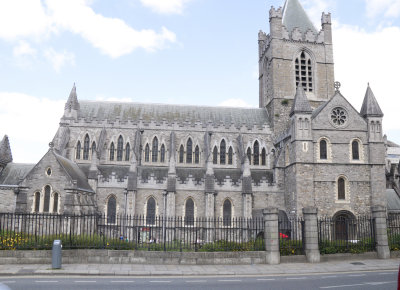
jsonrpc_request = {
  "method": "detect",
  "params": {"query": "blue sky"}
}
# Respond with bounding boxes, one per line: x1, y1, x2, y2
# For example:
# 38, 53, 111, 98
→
1, 0, 400, 163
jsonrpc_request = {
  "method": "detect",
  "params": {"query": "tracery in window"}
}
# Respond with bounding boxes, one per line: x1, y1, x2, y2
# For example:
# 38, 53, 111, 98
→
352, 140, 360, 160
34, 192, 40, 213
152, 137, 158, 162
223, 199, 232, 226
186, 138, 192, 164
160, 144, 165, 163
320, 140, 327, 160
254, 141, 260, 165
76, 141, 81, 160
110, 142, 115, 161
107, 196, 116, 224
145, 144, 150, 162
213, 146, 218, 164
220, 139, 226, 165
295, 51, 313, 92
125, 143, 130, 161
146, 197, 156, 225
228, 147, 233, 165
83, 134, 90, 160
179, 145, 184, 163
247, 148, 252, 165
195, 146, 200, 164
338, 178, 346, 200
117, 135, 124, 161
261, 148, 266, 166
185, 198, 194, 226
43, 185, 51, 213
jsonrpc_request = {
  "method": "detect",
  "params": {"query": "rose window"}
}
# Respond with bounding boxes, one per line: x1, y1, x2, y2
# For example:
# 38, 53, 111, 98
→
331, 107, 347, 126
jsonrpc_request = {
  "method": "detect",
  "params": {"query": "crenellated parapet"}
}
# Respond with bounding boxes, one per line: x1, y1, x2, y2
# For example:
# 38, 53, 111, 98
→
269, 6, 283, 19
321, 12, 331, 24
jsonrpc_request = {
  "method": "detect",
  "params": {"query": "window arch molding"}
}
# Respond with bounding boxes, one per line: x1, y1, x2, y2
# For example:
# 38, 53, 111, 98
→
335, 175, 350, 203
349, 138, 364, 163
293, 48, 315, 93
317, 137, 332, 163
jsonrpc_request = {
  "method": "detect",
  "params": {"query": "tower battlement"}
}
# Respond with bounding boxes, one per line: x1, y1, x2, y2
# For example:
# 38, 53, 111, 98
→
269, 6, 283, 19
321, 12, 331, 25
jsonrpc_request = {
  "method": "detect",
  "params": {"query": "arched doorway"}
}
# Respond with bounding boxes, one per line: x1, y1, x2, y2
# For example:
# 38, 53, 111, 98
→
333, 210, 355, 240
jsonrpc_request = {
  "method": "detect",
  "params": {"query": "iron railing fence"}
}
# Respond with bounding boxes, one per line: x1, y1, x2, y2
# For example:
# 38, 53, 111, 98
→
0, 213, 265, 252
387, 213, 400, 250
278, 216, 304, 255
318, 216, 375, 254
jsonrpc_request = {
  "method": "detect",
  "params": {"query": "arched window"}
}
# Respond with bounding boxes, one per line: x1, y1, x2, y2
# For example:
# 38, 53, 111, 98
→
247, 148, 252, 165
320, 140, 327, 160
76, 141, 81, 160
83, 134, 90, 160
110, 142, 115, 161
185, 198, 194, 226
152, 137, 158, 162
338, 177, 346, 200
179, 145, 184, 163
43, 185, 51, 213
213, 146, 218, 164
254, 141, 260, 165
261, 148, 266, 166
186, 138, 192, 164
34, 192, 40, 213
295, 51, 313, 92
145, 144, 150, 162
352, 140, 359, 160
107, 196, 116, 224
228, 147, 233, 165
219, 140, 226, 165
125, 143, 130, 161
91, 141, 96, 156
223, 199, 232, 226
53, 192, 59, 213
160, 144, 165, 163
195, 146, 200, 164
117, 135, 124, 161
146, 197, 156, 225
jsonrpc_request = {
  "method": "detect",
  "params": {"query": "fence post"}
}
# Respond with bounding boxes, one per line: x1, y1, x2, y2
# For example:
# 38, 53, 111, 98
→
371, 206, 390, 259
263, 207, 280, 265
302, 207, 320, 263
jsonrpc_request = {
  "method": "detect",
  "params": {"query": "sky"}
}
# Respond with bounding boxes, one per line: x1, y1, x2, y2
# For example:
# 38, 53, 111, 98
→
0, 0, 400, 163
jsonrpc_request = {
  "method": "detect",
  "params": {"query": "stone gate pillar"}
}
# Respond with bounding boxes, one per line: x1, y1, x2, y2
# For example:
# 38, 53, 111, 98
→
371, 206, 390, 259
302, 207, 320, 263
263, 207, 280, 264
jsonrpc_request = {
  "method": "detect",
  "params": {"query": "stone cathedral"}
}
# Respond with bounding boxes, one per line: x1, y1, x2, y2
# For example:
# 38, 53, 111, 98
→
0, 0, 388, 222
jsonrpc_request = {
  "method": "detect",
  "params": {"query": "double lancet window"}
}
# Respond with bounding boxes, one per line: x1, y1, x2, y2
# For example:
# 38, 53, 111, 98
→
295, 51, 313, 92
33, 185, 59, 214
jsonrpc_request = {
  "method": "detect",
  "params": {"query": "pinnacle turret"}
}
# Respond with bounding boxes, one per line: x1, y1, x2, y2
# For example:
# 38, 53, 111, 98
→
0, 135, 13, 166
290, 85, 313, 116
64, 83, 80, 112
360, 84, 383, 118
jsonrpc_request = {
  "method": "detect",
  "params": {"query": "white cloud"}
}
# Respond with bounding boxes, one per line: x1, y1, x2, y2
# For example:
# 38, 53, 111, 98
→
140, 0, 193, 14
0, 0, 177, 59
365, 0, 400, 19
218, 99, 255, 108
43, 48, 75, 72
13, 41, 37, 57
0, 92, 64, 163
302, 0, 335, 29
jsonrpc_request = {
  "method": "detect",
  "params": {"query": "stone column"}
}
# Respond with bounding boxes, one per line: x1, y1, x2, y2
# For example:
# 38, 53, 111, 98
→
302, 207, 320, 263
371, 206, 390, 259
205, 192, 215, 243
263, 207, 280, 264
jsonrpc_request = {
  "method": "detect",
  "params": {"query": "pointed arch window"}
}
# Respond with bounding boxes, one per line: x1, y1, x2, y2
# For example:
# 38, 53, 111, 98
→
146, 197, 156, 225
185, 198, 195, 226
247, 148, 252, 165
145, 144, 150, 162
83, 134, 90, 160
53, 192, 59, 213
117, 135, 124, 161
186, 138, 193, 164
213, 146, 218, 164
107, 196, 116, 224
76, 141, 81, 160
160, 144, 166, 163
195, 146, 200, 164
43, 185, 51, 213
320, 140, 327, 160
261, 148, 266, 166
110, 142, 115, 161
220, 140, 226, 165
228, 147, 233, 165
152, 137, 158, 162
352, 140, 360, 160
295, 51, 313, 92
179, 145, 184, 163
254, 141, 260, 165
338, 178, 346, 200
34, 192, 40, 213
223, 199, 232, 226
125, 143, 130, 161
91, 141, 96, 157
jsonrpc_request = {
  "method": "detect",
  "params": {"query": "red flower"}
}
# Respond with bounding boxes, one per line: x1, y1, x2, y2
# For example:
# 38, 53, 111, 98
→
280, 233, 289, 238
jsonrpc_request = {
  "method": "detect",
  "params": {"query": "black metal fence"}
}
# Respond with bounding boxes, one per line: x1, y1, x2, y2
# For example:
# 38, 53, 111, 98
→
0, 213, 264, 252
387, 213, 400, 251
318, 216, 375, 254
278, 216, 304, 255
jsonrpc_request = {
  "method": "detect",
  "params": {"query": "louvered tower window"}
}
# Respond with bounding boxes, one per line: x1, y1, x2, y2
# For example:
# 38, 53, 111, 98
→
295, 51, 313, 92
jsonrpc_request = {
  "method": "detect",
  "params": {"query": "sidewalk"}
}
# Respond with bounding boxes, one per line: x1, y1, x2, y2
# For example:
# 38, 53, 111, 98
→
0, 259, 399, 277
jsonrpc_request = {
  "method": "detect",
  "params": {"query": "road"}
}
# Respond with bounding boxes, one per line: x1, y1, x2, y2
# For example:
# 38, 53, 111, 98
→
0, 270, 397, 290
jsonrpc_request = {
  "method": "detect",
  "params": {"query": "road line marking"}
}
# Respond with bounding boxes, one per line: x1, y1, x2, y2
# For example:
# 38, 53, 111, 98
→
1, 281, 15, 283
365, 281, 396, 285
74, 281, 97, 283
218, 280, 242, 282
320, 284, 365, 289
111, 281, 135, 283
379, 272, 394, 275
257, 278, 276, 281
35, 281, 58, 283
286, 277, 307, 280
348, 274, 365, 277
321, 276, 337, 279
186, 280, 207, 283
150, 281, 171, 283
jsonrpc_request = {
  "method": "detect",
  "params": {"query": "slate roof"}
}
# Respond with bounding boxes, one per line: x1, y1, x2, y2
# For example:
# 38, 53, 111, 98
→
360, 85, 383, 118
290, 86, 312, 116
282, 0, 317, 34
53, 152, 93, 192
0, 163, 34, 186
78, 101, 269, 127
387, 189, 400, 212
0, 135, 13, 166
